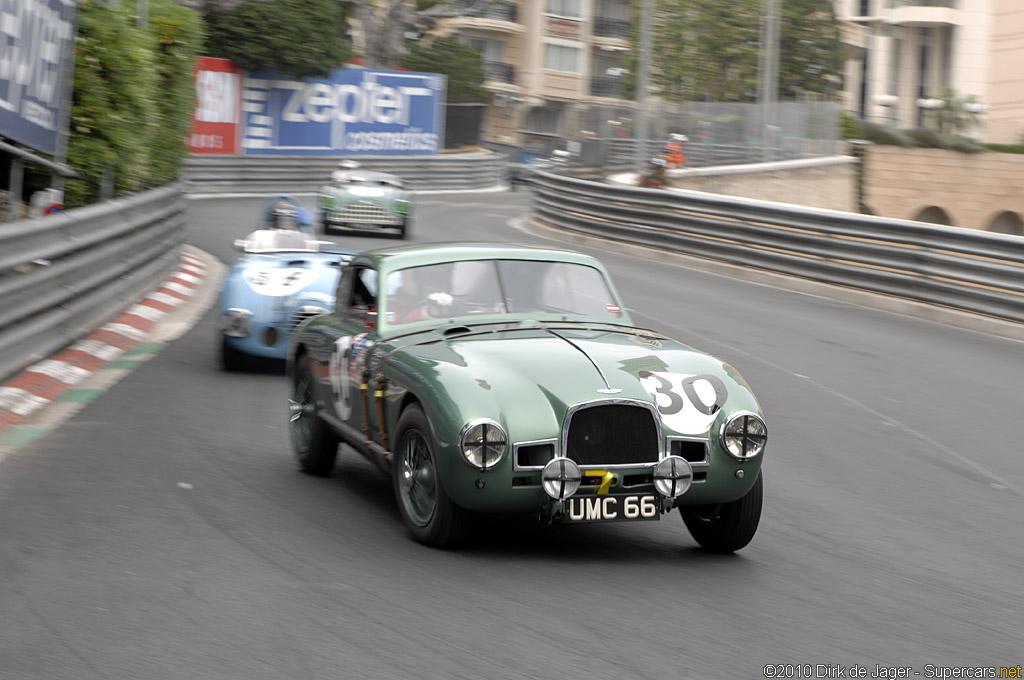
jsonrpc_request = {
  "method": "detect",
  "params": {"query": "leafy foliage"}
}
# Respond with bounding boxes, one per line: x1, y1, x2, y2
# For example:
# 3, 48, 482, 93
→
147, 1, 207, 186
400, 36, 489, 102
63, 1, 205, 207
204, 0, 352, 79
626, 0, 840, 103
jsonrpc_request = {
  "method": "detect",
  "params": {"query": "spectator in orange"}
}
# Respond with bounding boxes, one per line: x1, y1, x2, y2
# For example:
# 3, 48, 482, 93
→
664, 133, 688, 169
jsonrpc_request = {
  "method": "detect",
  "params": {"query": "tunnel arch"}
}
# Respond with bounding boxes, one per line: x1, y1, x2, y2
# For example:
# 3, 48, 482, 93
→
912, 206, 954, 226
986, 211, 1024, 236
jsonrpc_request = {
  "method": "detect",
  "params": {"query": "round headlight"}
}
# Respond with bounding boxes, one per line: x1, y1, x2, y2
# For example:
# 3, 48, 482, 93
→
223, 308, 253, 337
720, 412, 767, 460
458, 419, 507, 470
653, 456, 693, 498
541, 457, 581, 500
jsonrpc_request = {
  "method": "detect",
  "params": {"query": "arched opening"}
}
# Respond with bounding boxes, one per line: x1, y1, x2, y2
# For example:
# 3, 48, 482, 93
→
987, 211, 1024, 237
913, 206, 954, 226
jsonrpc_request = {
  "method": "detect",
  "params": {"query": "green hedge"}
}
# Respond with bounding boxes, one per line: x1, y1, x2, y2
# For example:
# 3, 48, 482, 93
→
64, 1, 204, 207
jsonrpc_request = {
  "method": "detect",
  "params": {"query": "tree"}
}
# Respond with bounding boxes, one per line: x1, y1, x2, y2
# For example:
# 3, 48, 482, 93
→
353, 0, 417, 69
627, 0, 839, 103
204, 0, 351, 79
778, 0, 841, 100
400, 35, 489, 102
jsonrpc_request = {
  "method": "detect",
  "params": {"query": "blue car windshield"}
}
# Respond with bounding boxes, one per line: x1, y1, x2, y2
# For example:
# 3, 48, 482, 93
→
385, 259, 621, 326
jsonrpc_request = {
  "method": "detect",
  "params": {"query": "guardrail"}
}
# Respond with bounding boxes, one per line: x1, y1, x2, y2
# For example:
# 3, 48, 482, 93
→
183, 151, 507, 194
531, 170, 1024, 324
0, 183, 187, 382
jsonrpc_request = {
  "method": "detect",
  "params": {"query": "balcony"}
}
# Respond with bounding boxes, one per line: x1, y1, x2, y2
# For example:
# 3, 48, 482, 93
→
469, 1, 518, 21
589, 75, 624, 98
592, 17, 631, 39
483, 61, 516, 84
447, 2, 524, 34
888, 0, 962, 25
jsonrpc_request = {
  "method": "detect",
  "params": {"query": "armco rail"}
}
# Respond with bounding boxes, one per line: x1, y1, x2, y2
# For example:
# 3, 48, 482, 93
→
183, 150, 507, 194
531, 170, 1024, 324
0, 183, 187, 382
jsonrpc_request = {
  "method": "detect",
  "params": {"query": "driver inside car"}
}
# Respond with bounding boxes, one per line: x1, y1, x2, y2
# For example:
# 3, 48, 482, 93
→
388, 265, 455, 325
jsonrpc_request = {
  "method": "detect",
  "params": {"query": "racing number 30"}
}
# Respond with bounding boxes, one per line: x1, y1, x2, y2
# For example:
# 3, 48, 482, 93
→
639, 371, 729, 434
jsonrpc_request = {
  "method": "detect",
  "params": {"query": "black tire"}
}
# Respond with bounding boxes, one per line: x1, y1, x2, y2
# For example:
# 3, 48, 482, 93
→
221, 337, 248, 372
679, 471, 763, 553
289, 353, 339, 476
392, 404, 472, 548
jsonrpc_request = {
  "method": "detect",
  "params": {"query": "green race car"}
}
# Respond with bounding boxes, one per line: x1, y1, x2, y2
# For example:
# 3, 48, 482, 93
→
318, 165, 411, 238
287, 242, 767, 551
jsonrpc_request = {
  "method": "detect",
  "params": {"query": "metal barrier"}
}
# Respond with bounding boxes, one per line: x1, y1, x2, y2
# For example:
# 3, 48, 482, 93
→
183, 151, 508, 194
0, 183, 187, 382
531, 170, 1024, 324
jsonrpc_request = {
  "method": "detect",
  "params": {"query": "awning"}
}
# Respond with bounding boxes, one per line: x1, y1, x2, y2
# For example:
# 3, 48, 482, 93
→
0, 138, 78, 177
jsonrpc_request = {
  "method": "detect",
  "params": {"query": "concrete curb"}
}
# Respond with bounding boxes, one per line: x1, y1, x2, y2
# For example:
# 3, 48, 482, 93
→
0, 245, 225, 452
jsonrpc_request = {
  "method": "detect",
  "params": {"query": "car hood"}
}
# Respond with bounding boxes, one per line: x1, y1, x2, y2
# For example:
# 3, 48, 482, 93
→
219, 252, 344, 318
388, 325, 762, 444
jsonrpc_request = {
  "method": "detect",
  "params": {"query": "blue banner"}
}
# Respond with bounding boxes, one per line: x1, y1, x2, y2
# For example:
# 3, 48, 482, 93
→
0, 0, 76, 156
241, 67, 446, 155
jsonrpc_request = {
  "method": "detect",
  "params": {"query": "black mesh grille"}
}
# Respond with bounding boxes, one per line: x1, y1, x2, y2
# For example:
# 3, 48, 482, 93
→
566, 404, 659, 466
671, 439, 708, 464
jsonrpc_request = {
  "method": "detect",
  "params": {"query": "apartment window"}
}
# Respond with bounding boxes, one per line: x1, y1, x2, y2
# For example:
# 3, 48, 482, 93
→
466, 37, 504, 63
596, 0, 627, 20
525, 107, 561, 134
544, 44, 580, 72
859, 0, 871, 15
547, 0, 581, 18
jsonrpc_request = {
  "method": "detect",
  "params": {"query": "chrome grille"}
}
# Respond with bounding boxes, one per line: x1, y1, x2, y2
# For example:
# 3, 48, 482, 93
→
289, 307, 324, 332
331, 201, 400, 225
564, 403, 659, 467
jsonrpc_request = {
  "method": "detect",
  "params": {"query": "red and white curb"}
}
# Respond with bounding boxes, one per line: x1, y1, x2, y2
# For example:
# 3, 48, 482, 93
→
0, 247, 210, 436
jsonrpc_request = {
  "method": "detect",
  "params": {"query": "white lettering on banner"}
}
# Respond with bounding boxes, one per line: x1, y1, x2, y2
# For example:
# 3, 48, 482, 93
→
0, 0, 73, 123
279, 79, 435, 126
195, 69, 239, 124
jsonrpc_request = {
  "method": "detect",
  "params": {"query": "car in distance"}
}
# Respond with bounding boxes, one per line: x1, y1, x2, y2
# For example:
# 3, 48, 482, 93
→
318, 162, 411, 238
287, 242, 767, 551
218, 224, 357, 370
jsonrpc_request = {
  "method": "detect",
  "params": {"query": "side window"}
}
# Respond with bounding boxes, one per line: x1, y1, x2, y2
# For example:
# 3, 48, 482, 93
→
336, 266, 378, 319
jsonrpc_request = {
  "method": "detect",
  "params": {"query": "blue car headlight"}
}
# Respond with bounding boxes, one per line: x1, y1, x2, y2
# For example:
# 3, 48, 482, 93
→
223, 308, 253, 337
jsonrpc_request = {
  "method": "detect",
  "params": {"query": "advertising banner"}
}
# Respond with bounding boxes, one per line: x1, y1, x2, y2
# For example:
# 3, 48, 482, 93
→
188, 57, 242, 154
241, 67, 446, 155
0, 0, 77, 156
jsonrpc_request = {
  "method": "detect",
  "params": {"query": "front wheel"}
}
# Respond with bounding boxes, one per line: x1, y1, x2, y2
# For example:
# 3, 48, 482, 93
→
392, 404, 471, 548
289, 353, 339, 476
679, 471, 762, 553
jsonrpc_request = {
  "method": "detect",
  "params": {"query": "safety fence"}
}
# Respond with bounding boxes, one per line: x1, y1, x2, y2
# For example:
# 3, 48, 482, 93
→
183, 151, 508, 195
0, 183, 186, 382
530, 170, 1024, 324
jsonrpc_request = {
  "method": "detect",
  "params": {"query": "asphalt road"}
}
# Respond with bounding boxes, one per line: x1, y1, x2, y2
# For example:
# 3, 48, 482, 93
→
1, 191, 1022, 680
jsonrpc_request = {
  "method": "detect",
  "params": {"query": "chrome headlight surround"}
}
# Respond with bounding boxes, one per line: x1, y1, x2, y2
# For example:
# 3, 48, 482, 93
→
719, 411, 768, 461
222, 308, 253, 338
457, 419, 508, 470
653, 456, 693, 498
541, 457, 582, 500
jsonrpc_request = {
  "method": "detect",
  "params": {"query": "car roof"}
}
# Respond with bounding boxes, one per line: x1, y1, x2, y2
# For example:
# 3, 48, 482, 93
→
351, 242, 602, 272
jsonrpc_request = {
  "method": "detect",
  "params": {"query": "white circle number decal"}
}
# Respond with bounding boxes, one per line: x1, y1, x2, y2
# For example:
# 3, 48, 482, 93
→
243, 268, 318, 296
639, 371, 728, 434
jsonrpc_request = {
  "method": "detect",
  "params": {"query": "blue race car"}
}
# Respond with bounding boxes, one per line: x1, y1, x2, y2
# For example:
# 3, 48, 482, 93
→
218, 197, 358, 370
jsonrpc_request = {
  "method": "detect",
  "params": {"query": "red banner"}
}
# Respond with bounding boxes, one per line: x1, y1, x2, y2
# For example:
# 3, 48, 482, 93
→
188, 57, 241, 154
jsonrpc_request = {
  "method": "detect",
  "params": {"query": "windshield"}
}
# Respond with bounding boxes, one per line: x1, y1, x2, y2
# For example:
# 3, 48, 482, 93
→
241, 230, 320, 253
385, 259, 622, 326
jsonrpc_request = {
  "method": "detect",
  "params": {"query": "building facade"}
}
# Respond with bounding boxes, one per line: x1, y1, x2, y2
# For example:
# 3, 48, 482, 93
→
433, 0, 635, 153
836, 0, 1024, 143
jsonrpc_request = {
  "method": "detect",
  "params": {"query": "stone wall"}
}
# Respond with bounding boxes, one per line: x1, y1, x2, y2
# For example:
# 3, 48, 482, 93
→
863, 146, 1024, 233
663, 156, 857, 212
